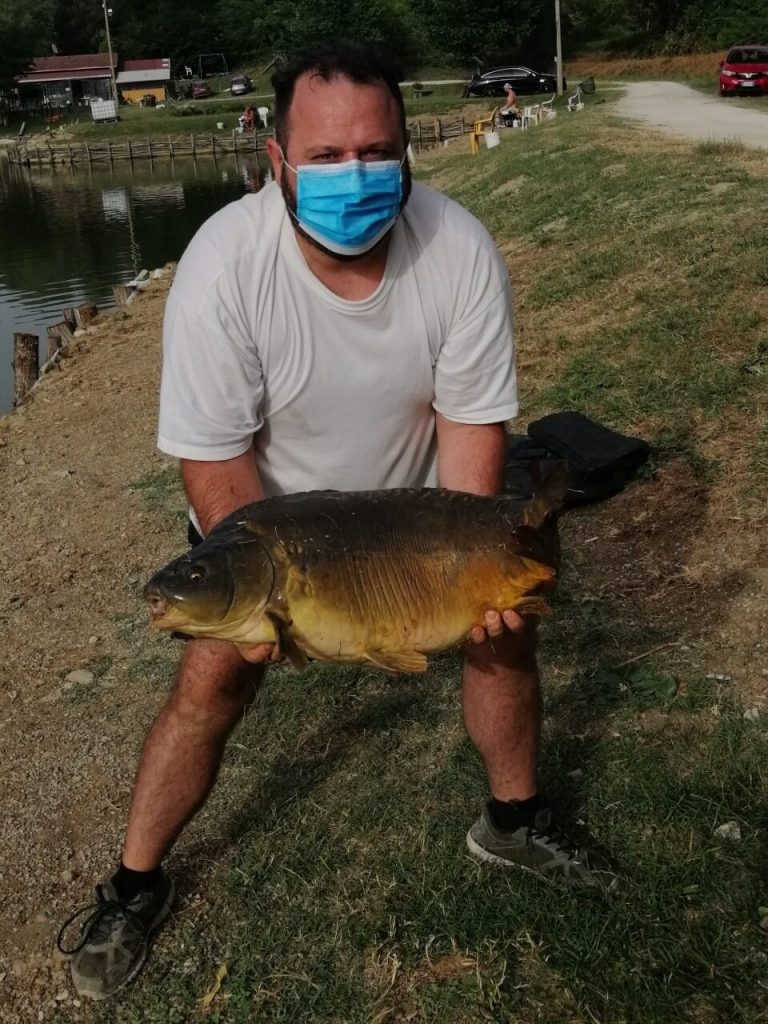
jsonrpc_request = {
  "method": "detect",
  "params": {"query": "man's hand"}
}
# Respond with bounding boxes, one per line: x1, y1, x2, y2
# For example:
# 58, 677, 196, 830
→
469, 608, 526, 645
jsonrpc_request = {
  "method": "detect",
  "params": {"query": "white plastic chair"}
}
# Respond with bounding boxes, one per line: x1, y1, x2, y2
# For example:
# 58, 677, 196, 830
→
522, 103, 541, 129
257, 106, 269, 128
567, 87, 584, 112
540, 95, 556, 119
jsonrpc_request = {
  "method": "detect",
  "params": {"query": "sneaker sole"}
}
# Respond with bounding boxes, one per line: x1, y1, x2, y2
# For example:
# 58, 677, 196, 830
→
467, 831, 617, 891
73, 879, 176, 1001
466, 829, 560, 883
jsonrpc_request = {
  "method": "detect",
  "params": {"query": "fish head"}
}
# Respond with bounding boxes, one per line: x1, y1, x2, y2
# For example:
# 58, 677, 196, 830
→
144, 534, 275, 639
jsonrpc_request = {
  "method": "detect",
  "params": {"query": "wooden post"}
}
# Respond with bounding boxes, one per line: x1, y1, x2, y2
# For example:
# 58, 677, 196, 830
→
107, 139, 113, 165
168, 135, 174, 159
434, 119, 442, 143
113, 284, 131, 306
13, 333, 39, 405
46, 321, 74, 359
146, 136, 153, 166
75, 302, 98, 327
416, 121, 422, 151
210, 132, 215, 159
127, 139, 133, 162
85, 141, 91, 163
190, 133, 196, 157
62, 307, 77, 331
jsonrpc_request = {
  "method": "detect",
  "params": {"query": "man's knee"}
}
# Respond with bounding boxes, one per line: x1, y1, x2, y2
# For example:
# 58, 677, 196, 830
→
172, 638, 265, 718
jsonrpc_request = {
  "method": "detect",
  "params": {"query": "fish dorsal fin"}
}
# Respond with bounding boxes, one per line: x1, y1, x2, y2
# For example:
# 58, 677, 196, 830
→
365, 649, 428, 674
265, 611, 309, 671
522, 462, 569, 530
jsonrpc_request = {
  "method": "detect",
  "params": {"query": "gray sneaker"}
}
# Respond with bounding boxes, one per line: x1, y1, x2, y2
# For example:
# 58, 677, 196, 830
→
58, 872, 175, 1000
467, 804, 613, 888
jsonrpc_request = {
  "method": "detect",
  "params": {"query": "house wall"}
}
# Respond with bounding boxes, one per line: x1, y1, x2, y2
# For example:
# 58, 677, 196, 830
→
120, 85, 167, 103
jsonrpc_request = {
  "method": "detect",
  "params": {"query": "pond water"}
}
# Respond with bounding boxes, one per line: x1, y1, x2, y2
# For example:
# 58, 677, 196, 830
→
0, 154, 267, 414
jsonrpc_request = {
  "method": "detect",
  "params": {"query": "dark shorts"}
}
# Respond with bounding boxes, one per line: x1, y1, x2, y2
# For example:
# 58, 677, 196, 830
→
188, 520, 204, 548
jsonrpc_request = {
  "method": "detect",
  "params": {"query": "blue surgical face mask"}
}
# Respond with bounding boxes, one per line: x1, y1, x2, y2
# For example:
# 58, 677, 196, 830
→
282, 153, 405, 257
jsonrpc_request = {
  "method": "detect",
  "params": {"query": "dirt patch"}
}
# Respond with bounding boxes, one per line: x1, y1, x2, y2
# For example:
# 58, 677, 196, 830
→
568, 51, 727, 80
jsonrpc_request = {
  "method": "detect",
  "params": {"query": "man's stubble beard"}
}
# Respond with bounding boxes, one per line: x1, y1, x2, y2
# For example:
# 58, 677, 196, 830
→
279, 158, 413, 263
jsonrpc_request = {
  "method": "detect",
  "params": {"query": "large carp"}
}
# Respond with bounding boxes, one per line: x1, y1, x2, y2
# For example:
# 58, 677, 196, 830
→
144, 476, 565, 673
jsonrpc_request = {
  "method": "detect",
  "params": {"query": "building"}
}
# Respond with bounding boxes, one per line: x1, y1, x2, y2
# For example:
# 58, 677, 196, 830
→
17, 53, 117, 110
116, 59, 171, 104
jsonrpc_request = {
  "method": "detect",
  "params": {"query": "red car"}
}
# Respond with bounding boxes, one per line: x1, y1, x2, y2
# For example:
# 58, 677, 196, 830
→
191, 81, 212, 100
719, 45, 768, 95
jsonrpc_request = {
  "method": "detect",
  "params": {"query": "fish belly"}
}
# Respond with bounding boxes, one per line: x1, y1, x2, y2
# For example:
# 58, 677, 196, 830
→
281, 546, 552, 666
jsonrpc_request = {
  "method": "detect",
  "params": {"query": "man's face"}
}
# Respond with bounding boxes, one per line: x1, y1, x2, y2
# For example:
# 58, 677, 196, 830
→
267, 73, 411, 259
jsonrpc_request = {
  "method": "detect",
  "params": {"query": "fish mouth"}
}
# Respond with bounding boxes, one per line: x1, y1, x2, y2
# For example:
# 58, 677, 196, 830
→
145, 588, 168, 621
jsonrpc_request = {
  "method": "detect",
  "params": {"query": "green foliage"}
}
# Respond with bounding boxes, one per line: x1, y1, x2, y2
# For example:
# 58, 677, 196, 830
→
3, 0, 765, 82
0, 0, 54, 90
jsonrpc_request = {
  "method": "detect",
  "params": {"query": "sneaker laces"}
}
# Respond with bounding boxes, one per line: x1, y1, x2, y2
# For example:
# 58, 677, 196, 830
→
526, 809, 583, 863
56, 885, 148, 956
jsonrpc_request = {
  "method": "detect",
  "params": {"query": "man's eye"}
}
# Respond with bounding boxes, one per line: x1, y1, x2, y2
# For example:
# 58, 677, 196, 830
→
313, 153, 337, 162
362, 151, 390, 161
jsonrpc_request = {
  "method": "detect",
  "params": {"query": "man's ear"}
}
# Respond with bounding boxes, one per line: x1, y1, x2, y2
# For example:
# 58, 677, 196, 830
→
266, 137, 284, 185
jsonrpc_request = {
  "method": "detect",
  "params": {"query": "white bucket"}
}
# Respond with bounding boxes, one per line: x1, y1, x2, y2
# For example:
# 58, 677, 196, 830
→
484, 131, 501, 149
216, 121, 224, 130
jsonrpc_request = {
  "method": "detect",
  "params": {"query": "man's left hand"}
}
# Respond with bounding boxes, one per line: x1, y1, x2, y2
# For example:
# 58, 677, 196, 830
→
470, 609, 526, 644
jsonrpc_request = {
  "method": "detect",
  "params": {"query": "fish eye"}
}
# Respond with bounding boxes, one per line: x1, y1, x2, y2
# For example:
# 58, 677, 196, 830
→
188, 564, 207, 583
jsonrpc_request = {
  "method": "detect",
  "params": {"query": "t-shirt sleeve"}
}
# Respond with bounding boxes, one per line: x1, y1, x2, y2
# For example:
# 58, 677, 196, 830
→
432, 235, 518, 425
157, 236, 265, 462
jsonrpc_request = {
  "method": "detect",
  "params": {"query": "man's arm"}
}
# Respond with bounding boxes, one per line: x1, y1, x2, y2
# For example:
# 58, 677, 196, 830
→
181, 449, 281, 663
181, 448, 264, 537
435, 414, 524, 639
435, 415, 505, 496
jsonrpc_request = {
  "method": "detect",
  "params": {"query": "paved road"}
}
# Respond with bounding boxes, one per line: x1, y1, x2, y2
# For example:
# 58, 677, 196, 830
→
616, 80, 768, 149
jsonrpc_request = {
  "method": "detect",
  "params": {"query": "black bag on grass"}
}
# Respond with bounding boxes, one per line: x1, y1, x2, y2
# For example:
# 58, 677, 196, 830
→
504, 411, 650, 507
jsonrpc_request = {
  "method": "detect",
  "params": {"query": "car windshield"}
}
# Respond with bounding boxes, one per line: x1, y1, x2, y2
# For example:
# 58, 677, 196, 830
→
727, 48, 768, 64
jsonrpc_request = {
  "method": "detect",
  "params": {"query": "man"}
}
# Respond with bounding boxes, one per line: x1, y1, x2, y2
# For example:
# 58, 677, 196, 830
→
61, 41, 598, 1002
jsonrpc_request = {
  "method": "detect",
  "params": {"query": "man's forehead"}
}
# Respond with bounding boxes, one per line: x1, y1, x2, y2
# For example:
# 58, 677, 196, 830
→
287, 72, 401, 136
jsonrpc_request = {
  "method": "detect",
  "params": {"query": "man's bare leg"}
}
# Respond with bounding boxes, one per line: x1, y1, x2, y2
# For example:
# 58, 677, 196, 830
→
122, 638, 264, 871
462, 619, 540, 802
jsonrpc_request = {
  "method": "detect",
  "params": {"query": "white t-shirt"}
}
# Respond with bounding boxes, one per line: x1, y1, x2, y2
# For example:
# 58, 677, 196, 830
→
158, 181, 517, 497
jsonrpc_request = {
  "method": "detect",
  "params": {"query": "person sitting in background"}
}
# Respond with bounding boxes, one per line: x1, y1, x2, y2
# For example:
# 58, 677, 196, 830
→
500, 83, 520, 126
243, 104, 255, 132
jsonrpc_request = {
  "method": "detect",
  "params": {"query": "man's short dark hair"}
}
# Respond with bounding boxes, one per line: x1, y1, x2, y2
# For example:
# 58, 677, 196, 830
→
272, 41, 406, 149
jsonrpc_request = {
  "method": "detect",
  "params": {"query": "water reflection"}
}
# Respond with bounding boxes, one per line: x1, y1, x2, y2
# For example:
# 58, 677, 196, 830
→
0, 156, 263, 413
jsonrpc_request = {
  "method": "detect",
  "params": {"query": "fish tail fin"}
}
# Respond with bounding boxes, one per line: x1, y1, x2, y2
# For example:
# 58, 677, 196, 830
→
521, 461, 569, 530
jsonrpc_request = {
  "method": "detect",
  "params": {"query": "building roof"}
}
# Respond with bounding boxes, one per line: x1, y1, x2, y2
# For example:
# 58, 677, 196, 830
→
18, 53, 117, 84
117, 59, 171, 84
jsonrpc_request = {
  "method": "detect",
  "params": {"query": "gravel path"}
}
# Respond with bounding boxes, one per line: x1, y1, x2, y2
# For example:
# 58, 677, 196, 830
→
616, 80, 768, 149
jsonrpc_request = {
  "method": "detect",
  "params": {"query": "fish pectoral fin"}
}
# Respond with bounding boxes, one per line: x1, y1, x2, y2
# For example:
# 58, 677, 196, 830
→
265, 611, 309, 671
515, 596, 552, 617
365, 649, 428, 674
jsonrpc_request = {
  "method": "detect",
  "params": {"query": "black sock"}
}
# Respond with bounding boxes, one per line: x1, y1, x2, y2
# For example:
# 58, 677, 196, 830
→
111, 862, 164, 901
489, 793, 543, 831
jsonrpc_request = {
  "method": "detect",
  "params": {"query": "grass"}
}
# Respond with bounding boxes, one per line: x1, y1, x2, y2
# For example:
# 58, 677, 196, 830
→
68, 99, 768, 1024
129, 464, 186, 522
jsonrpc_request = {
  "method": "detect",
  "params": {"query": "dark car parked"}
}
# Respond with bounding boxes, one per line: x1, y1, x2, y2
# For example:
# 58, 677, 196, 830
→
719, 45, 768, 95
464, 65, 563, 98
230, 74, 253, 97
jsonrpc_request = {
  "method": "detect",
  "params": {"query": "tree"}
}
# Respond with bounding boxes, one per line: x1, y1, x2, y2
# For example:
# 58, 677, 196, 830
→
0, 0, 55, 90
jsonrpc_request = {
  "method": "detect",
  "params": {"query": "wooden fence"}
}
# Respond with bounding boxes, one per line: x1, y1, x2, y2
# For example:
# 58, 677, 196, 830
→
6, 131, 270, 167
7, 117, 475, 167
